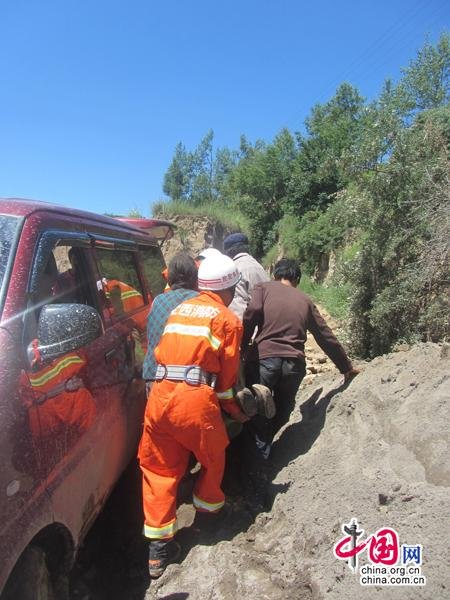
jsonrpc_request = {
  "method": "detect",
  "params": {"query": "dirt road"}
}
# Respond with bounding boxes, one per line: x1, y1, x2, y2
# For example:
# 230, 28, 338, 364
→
148, 342, 449, 600
71, 338, 450, 600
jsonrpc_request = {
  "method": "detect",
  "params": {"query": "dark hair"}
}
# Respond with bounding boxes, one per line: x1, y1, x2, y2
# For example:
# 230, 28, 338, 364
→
167, 252, 198, 290
224, 242, 249, 258
223, 232, 250, 258
273, 258, 301, 283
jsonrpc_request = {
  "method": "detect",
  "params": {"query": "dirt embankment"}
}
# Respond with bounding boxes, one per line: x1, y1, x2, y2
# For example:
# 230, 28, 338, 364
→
148, 342, 450, 600
158, 215, 233, 263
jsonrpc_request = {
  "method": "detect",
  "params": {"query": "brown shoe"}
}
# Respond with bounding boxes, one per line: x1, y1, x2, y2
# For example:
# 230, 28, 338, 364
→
251, 384, 276, 419
235, 387, 258, 417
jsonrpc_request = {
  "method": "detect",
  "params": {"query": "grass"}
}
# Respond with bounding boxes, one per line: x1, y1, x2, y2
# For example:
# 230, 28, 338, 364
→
262, 244, 280, 269
299, 275, 351, 323
152, 200, 250, 234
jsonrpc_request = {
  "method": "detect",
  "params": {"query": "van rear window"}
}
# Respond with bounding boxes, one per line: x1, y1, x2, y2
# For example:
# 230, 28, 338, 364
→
94, 247, 145, 318
0, 215, 20, 290
139, 245, 166, 297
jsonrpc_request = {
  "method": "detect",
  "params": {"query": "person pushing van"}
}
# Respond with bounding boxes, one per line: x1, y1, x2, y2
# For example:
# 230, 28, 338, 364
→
138, 253, 249, 578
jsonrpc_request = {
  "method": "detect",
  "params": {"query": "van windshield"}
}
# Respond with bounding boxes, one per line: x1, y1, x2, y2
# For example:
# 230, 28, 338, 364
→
0, 215, 21, 290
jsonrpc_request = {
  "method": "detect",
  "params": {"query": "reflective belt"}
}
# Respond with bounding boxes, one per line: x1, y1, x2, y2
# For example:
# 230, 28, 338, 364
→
35, 376, 85, 405
155, 364, 217, 388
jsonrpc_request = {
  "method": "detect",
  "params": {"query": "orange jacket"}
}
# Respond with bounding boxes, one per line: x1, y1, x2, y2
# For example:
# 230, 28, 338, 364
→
154, 290, 244, 420
104, 278, 144, 313
103, 278, 147, 332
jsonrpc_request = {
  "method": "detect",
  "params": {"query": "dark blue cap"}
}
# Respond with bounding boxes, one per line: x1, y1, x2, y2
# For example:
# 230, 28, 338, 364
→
223, 232, 249, 251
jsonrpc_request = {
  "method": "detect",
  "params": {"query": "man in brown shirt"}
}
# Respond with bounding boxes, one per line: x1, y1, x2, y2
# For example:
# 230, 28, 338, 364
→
242, 258, 358, 459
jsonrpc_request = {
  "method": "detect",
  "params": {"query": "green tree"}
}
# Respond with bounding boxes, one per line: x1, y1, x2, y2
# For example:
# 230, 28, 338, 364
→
163, 131, 238, 205
288, 83, 366, 214
348, 106, 450, 356
351, 34, 450, 176
190, 130, 214, 204
163, 142, 191, 201
400, 33, 450, 112
159, 36, 450, 358
213, 146, 239, 202
230, 128, 297, 256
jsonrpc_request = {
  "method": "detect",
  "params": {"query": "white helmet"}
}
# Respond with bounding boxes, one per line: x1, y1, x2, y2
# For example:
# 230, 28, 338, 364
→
198, 254, 241, 291
196, 247, 222, 260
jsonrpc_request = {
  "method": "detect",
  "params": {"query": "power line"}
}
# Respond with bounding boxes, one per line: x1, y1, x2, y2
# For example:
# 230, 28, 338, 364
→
315, 0, 445, 103
335, 1, 449, 101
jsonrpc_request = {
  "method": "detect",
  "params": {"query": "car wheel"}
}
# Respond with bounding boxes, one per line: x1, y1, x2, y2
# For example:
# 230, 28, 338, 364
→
2, 546, 55, 600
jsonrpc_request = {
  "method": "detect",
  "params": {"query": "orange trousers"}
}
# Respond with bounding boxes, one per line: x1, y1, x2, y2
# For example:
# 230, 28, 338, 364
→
138, 379, 229, 540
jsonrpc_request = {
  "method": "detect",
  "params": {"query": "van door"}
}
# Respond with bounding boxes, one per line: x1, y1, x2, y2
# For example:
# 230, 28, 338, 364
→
21, 232, 135, 537
92, 238, 151, 452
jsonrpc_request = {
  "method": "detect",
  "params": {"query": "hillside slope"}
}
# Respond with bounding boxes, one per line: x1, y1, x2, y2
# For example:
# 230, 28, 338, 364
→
148, 343, 450, 599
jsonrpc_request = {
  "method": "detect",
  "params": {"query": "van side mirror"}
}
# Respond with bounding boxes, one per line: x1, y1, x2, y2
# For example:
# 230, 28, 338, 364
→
28, 304, 103, 365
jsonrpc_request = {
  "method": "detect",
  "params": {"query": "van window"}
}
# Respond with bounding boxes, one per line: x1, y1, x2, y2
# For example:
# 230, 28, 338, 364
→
52, 244, 96, 306
24, 243, 97, 345
95, 248, 144, 319
139, 245, 166, 297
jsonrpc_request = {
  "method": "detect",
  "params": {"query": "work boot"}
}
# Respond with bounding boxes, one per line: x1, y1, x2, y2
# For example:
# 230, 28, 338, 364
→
251, 384, 276, 419
191, 504, 231, 536
148, 539, 181, 579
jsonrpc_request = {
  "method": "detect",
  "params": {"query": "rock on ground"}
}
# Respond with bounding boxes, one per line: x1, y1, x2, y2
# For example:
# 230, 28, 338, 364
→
147, 343, 450, 600
302, 304, 345, 386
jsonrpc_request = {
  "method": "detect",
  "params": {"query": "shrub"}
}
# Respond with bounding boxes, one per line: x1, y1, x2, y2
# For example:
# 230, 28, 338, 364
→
275, 193, 357, 275
348, 107, 450, 356
300, 275, 351, 323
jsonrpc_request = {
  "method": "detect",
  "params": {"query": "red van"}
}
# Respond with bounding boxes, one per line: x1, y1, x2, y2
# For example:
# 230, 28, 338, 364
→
0, 199, 172, 599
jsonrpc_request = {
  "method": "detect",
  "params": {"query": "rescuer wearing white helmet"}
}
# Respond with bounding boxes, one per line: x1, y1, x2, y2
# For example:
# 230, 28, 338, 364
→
195, 247, 223, 261
138, 253, 249, 578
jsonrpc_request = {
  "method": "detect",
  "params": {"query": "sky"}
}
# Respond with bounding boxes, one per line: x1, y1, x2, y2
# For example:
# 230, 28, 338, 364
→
0, 0, 448, 217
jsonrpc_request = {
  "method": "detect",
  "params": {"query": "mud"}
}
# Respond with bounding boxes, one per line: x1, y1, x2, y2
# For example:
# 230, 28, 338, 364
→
72, 342, 450, 600
148, 342, 449, 600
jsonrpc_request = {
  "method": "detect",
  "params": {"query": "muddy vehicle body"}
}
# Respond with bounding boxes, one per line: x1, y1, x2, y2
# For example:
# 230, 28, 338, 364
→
0, 199, 170, 598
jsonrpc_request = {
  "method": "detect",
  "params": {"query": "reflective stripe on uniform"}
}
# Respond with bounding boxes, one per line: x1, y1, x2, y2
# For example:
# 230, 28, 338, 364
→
162, 323, 221, 350
28, 355, 85, 387
105, 289, 141, 299
154, 364, 216, 387
118, 289, 142, 300
193, 494, 224, 512
143, 519, 178, 539
216, 388, 234, 400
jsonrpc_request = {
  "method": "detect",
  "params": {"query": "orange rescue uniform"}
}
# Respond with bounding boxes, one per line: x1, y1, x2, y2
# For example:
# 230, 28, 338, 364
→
138, 290, 243, 540
23, 351, 96, 440
104, 278, 144, 312
103, 278, 147, 333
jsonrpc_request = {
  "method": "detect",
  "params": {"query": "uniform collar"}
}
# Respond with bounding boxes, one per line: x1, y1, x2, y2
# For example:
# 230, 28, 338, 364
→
200, 289, 226, 306
233, 252, 249, 260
